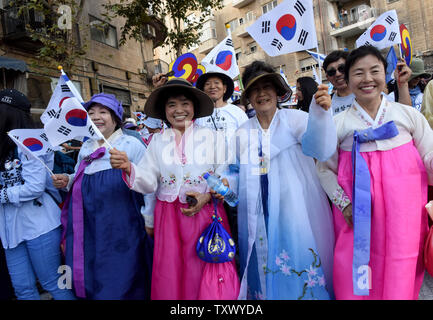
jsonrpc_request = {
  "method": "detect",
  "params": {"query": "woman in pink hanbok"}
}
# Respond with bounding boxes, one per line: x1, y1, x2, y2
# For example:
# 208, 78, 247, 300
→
110, 78, 239, 300
317, 45, 433, 300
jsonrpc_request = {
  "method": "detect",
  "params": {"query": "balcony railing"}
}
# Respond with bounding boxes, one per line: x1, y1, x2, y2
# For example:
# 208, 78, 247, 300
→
232, 0, 255, 9
233, 19, 254, 38
198, 38, 218, 55
239, 50, 263, 68
329, 6, 379, 38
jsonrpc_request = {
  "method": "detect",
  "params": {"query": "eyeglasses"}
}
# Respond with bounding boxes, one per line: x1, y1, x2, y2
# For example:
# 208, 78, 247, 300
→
326, 64, 345, 77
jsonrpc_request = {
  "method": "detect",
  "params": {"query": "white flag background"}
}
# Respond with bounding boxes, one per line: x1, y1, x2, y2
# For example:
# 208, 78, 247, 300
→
44, 97, 104, 146
201, 35, 240, 79
247, 0, 317, 57
8, 129, 60, 158
40, 74, 75, 124
356, 10, 401, 50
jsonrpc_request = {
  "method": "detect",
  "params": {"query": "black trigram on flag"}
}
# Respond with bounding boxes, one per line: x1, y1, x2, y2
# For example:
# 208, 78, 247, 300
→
47, 109, 57, 119
298, 29, 309, 46
61, 84, 71, 93
225, 38, 233, 47
385, 16, 395, 25
294, 0, 306, 16
88, 125, 95, 136
364, 41, 372, 46
39, 133, 48, 142
271, 38, 283, 51
388, 31, 397, 42
57, 126, 72, 136
262, 20, 271, 33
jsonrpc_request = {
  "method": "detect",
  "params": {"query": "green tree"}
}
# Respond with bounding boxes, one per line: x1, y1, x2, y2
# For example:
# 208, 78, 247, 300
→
104, 0, 224, 57
9, 0, 87, 72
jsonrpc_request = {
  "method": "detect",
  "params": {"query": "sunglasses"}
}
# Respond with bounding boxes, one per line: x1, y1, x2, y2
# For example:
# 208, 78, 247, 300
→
326, 64, 345, 77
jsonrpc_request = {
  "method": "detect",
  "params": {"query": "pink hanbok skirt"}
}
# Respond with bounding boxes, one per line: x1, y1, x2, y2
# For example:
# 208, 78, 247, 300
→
333, 141, 429, 300
151, 198, 239, 300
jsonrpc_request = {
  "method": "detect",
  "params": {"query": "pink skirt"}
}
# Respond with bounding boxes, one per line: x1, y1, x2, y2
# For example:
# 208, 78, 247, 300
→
334, 141, 429, 300
151, 198, 239, 300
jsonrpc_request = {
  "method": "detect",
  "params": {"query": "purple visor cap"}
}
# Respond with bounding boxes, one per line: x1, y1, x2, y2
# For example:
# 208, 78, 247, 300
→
83, 93, 123, 121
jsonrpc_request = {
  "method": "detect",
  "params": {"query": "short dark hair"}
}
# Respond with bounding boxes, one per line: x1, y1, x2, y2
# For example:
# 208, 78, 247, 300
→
158, 88, 200, 125
344, 45, 388, 82
323, 50, 349, 72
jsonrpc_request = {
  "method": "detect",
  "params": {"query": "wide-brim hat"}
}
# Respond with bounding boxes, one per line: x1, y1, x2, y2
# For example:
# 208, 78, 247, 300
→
196, 72, 234, 102
144, 78, 214, 119
409, 58, 431, 81
240, 72, 292, 105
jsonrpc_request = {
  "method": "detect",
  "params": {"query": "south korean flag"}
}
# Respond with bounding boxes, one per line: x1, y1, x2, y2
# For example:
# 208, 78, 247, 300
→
44, 97, 104, 146
246, 0, 317, 57
356, 10, 401, 50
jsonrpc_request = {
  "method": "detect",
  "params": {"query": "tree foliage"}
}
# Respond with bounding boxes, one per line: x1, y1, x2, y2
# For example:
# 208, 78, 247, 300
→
104, 0, 224, 56
9, 0, 87, 72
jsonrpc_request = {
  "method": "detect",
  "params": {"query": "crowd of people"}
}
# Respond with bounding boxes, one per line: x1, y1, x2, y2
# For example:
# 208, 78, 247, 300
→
1, 45, 433, 300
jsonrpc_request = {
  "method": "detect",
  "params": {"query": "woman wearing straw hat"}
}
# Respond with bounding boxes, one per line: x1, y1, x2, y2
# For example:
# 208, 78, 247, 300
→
110, 78, 240, 300
235, 61, 336, 300
52, 93, 153, 300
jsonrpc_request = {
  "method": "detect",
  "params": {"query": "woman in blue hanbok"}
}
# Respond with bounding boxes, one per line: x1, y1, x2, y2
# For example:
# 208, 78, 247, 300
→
52, 93, 153, 300
235, 61, 336, 300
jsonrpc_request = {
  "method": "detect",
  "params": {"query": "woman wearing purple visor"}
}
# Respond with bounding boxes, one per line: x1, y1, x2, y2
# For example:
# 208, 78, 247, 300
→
52, 93, 153, 300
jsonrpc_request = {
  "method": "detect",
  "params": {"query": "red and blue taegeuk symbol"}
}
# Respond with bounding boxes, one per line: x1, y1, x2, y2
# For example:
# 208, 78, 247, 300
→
276, 14, 297, 41
23, 138, 43, 152
370, 25, 387, 42
65, 109, 88, 127
216, 51, 233, 71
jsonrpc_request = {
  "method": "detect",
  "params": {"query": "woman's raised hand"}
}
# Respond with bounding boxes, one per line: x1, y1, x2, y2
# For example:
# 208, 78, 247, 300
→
109, 148, 131, 175
52, 174, 69, 189
314, 84, 332, 111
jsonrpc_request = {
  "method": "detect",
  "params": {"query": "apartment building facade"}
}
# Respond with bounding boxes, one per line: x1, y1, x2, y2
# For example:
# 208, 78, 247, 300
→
0, 0, 166, 123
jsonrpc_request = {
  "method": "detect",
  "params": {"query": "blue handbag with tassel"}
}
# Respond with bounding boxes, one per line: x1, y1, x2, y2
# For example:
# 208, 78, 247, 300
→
196, 198, 236, 263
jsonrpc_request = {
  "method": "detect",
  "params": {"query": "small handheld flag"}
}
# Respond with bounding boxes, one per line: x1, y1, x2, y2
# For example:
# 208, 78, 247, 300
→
41, 66, 84, 124
7, 129, 60, 176
201, 26, 240, 79
44, 97, 106, 147
356, 10, 401, 50
246, 0, 318, 57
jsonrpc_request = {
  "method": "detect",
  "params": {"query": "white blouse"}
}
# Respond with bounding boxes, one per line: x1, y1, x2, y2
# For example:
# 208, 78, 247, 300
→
317, 98, 433, 211
124, 124, 229, 203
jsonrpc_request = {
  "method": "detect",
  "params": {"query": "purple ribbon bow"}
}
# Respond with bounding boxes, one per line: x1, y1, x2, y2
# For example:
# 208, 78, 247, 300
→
60, 147, 106, 298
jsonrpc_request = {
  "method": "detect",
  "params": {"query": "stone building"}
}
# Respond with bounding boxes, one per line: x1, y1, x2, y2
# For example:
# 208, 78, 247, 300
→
0, 0, 166, 124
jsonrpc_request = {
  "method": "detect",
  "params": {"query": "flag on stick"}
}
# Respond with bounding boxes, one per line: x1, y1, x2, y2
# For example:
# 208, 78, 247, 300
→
41, 66, 84, 124
201, 27, 240, 79
247, 0, 317, 57
44, 97, 105, 146
7, 129, 59, 176
356, 10, 401, 50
